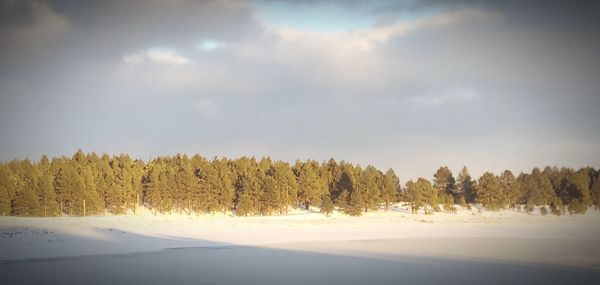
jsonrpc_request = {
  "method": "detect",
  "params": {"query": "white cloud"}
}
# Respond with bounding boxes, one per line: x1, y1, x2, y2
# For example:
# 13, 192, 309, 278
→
410, 89, 479, 107
194, 99, 217, 118
197, 39, 226, 51
122, 53, 145, 65
275, 8, 495, 52
122, 48, 191, 66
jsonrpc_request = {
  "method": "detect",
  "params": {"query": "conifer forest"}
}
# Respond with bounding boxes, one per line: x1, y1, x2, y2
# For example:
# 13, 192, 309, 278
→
1, 150, 598, 217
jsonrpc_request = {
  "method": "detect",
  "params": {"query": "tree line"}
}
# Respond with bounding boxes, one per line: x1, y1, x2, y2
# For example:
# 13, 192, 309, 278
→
0, 150, 598, 217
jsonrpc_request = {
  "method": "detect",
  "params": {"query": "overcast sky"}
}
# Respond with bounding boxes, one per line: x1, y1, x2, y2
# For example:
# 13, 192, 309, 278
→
1, 0, 599, 181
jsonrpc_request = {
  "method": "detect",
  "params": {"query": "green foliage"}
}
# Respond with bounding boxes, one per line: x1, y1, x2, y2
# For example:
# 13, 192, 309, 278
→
55, 161, 85, 215
381, 169, 400, 210
568, 198, 587, 215
520, 168, 557, 206
524, 201, 534, 214
442, 193, 455, 213
37, 165, 60, 216
0, 164, 16, 215
345, 189, 365, 216
540, 206, 548, 216
0, 152, 596, 217
358, 165, 381, 212
456, 167, 476, 203
549, 198, 564, 216
296, 161, 322, 210
592, 174, 600, 209
433, 166, 455, 197
499, 170, 521, 208
476, 172, 504, 210
404, 178, 436, 214
320, 195, 334, 216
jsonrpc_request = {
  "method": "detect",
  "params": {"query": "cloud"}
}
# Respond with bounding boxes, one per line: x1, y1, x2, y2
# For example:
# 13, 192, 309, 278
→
409, 89, 479, 107
194, 99, 218, 118
1, 0, 599, 180
275, 8, 495, 51
1, 0, 69, 60
122, 48, 191, 66
197, 39, 226, 51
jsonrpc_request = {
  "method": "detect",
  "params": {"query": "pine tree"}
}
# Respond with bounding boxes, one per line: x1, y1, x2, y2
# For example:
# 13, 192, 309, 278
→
81, 166, 103, 215
144, 163, 163, 214
360, 165, 381, 212
381, 168, 400, 210
499, 170, 521, 208
55, 161, 85, 215
236, 193, 252, 216
320, 195, 334, 216
522, 168, 556, 206
455, 166, 475, 203
419, 178, 437, 214
334, 163, 356, 209
345, 187, 365, 216
476, 172, 504, 210
273, 162, 298, 213
296, 161, 321, 210
130, 159, 145, 213
233, 157, 261, 215
591, 174, 600, 209
13, 179, 41, 216
95, 154, 114, 211
37, 158, 60, 216
260, 175, 279, 215
403, 178, 435, 214
433, 166, 455, 197
214, 158, 235, 213
0, 164, 16, 215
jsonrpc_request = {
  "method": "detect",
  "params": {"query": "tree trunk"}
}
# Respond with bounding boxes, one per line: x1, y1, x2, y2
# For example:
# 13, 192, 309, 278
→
83, 199, 86, 217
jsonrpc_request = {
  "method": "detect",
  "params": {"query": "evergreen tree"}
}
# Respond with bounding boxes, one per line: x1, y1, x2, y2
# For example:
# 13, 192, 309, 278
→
0, 151, 597, 218
320, 195, 334, 216
381, 168, 400, 210
358, 166, 381, 212
13, 179, 41, 216
476, 172, 504, 210
130, 159, 145, 213
334, 163, 356, 208
499, 170, 521, 208
403, 178, 435, 214
81, 166, 103, 215
296, 161, 321, 210
144, 163, 163, 214
214, 158, 235, 213
345, 187, 365, 216
55, 161, 85, 215
233, 157, 261, 215
96, 154, 115, 211
0, 164, 16, 215
455, 166, 475, 203
273, 162, 298, 213
522, 168, 556, 206
37, 157, 60, 216
591, 173, 600, 209
433, 166, 455, 197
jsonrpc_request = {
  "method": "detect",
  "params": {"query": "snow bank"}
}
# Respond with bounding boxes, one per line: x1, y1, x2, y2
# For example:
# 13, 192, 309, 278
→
1, 205, 599, 261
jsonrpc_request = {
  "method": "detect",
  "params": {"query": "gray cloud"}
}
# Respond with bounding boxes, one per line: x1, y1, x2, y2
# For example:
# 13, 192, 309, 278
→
1, 0, 599, 181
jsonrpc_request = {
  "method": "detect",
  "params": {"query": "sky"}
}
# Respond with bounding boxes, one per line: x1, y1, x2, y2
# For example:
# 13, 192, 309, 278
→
1, 0, 599, 182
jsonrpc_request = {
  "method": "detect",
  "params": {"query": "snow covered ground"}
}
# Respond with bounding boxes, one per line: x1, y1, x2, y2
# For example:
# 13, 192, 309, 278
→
1, 204, 599, 266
